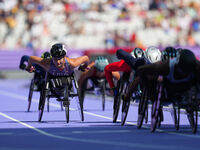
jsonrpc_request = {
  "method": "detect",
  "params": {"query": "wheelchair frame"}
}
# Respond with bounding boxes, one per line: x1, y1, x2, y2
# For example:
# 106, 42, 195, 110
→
81, 77, 107, 111
38, 72, 84, 123
27, 70, 63, 112
150, 81, 199, 133
113, 72, 131, 123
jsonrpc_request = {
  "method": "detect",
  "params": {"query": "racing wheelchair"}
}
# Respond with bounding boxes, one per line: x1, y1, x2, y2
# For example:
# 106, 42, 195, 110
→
19, 55, 63, 112
121, 77, 143, 126
27, 67, 64, 112
113, 72, 132, 123
136, 77, 163, 130
150, 79, 199, 133
38, 71, 84, 123
81, 77, 108, 111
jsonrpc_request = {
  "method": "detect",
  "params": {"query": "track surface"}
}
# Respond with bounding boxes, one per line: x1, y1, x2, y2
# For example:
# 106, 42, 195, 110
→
0, 79, 200, 150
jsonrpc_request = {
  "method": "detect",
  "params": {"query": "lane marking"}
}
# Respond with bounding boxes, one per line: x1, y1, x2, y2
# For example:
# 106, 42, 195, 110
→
0, 112, 192, 150
0, 90, 75, 110
0, 132, 13, 135
0, 90, 200, 140
72, 130, 131, 134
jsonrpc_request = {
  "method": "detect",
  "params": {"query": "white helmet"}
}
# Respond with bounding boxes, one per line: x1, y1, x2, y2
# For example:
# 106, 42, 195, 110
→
145, 46, 161, 63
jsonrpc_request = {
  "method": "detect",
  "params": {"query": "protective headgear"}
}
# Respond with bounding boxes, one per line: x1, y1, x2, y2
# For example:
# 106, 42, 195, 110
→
145, 46, 161, 63
162, 46, 177, 61
95, 56, 109, 72
50, 43, 67, 59
131, 47, 144, 58
41, 51, 51, 59
176, 49, 196, 73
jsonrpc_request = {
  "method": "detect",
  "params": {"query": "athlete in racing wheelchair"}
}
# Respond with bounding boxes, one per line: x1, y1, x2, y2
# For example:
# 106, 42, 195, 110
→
137, 49, 200, 133
105, 47, 145, 123
19, 52, 55, 112
116, 46, 162, 125
78, 56, 120, 111
26, 43, 89, 123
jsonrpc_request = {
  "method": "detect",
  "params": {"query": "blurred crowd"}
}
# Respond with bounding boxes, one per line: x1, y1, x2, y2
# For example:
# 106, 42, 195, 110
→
0, 0, 200, 51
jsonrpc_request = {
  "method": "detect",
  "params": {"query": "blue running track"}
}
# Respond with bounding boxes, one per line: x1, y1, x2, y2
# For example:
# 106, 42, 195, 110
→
0, 79, 200, 150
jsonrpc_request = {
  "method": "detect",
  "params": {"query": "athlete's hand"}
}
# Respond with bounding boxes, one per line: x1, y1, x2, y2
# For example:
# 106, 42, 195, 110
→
26, 66, 35, 73
78, 64, 90, 72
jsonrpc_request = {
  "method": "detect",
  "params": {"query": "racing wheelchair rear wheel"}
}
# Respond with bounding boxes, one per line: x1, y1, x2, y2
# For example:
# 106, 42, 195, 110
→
38, 83, 48, 122
72, 78, 84, 122
63, 86, 70, 123
113, 73, 130, 123
27, 79, 34, 112
137, 87, 148, 129
101, 81, 106, 111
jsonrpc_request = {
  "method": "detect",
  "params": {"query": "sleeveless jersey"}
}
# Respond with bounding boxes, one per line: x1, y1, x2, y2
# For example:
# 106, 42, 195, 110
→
48, 58, 73, 76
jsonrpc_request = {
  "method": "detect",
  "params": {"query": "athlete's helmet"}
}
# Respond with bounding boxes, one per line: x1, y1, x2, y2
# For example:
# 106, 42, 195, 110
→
162, 46, 178, 61
95, 56, 109, 72
176, 49, 196, 73
41, 51, 51, 59
145, 46, 161, 63
131, 47, 144, 58
50, 43, 67, 59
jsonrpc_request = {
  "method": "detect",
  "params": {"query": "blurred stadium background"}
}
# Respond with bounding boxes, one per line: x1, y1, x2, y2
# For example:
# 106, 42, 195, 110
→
0, 0, 200, 78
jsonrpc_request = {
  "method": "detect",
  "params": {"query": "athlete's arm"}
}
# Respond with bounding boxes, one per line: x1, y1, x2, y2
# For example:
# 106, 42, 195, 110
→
137, 61, 169, 77
116, 49, 138, 70
78, 62, 95, 91
27, 56, 50, 72
104, 60, 131, 89
111, 71, 120, 80
67, 56, 89, 69
125, 76, 141, 101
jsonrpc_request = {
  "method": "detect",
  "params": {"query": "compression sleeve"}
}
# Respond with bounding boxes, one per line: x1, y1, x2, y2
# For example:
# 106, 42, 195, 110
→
116, 49, 140, 70
104, 60, 131, 88
19, 55, 30, 69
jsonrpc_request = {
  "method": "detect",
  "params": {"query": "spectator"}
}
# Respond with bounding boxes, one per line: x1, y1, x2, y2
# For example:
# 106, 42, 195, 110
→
0, 0, 200, 51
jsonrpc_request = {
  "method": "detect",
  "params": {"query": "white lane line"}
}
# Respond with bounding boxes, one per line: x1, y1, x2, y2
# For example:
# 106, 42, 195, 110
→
0, 132, 13, 135
72, 130, 131, 134
0, 90, 200, 139
0, 112, 189, 150
0, 90, 75, 110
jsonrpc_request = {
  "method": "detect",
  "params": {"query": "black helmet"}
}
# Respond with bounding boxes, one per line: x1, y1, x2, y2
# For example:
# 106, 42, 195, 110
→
50, 43, 67, 59
131, 47, 144, 58
176, 49, 196, 73
41, 51, 51, 59
162, 46, 177, 61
